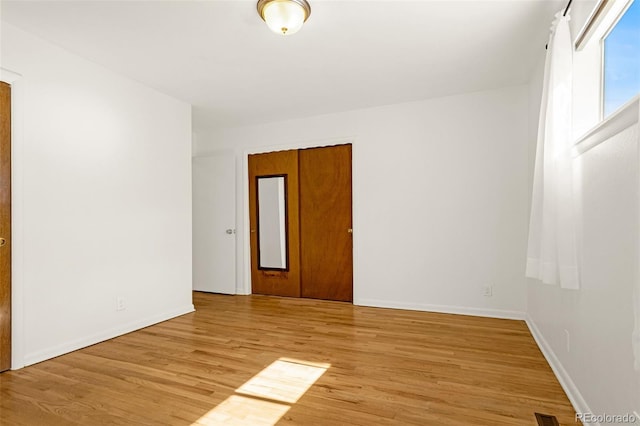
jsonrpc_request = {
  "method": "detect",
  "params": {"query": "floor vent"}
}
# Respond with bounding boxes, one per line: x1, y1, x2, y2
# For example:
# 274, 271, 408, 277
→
535, 413, 560, 426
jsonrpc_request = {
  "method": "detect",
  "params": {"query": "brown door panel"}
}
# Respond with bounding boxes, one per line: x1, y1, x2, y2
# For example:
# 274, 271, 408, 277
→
299, 144, 353, 302
249, 150, 301, 297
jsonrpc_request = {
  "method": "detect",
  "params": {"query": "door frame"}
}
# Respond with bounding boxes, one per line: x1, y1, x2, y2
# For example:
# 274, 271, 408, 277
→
1, 67, 25, 370
241, 136, 357, 297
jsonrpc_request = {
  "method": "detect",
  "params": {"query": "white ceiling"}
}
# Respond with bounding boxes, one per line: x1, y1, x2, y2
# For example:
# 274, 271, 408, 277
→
1, 0, 563, 132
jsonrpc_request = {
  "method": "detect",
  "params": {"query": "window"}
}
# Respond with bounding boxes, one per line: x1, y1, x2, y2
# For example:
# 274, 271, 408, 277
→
603, 0, 640, 117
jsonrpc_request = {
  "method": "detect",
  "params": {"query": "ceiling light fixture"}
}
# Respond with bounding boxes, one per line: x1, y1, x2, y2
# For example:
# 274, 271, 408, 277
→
257, 0, 311, 36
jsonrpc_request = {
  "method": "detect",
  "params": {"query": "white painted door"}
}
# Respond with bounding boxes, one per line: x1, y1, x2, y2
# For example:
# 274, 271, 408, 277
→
193, 153, 236, 294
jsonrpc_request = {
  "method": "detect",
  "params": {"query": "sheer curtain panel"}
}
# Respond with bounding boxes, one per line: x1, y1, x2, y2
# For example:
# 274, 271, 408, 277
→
526, 11, 580, 290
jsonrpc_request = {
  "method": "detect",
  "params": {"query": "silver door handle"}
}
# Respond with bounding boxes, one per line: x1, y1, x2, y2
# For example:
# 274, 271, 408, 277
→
226, 229, 236, 235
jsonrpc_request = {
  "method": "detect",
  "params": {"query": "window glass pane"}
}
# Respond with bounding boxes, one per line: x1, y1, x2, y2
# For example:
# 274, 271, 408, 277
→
603, 0, 640, 117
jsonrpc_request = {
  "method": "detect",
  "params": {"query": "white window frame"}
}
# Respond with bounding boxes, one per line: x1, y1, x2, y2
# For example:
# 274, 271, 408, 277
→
575, 0, 640, 127
572, 0, 639, 153
599, 0, 638, 120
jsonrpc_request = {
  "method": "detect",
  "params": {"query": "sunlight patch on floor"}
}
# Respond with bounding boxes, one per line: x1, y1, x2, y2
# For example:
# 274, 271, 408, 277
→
192, 358, 330, 426
236, 358, 330, 404
193, 395, 289, 426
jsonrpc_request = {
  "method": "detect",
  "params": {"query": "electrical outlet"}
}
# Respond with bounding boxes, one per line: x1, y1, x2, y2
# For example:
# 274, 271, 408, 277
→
483, 286, 493, 297
116, 297, 125, 311
564, 329, 570, 353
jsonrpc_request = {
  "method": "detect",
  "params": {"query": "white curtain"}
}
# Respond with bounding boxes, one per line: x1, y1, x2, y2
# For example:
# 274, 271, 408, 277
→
526, 11, 579, 289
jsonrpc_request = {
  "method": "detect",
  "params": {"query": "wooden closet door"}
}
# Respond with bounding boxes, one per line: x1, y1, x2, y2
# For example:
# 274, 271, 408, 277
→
249, 150, 301, 297
0, 82, 11, 372
299, 144, 353, 302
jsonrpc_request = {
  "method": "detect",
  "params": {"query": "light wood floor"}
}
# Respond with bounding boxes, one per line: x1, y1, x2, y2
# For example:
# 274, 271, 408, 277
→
0, 292, 578, 425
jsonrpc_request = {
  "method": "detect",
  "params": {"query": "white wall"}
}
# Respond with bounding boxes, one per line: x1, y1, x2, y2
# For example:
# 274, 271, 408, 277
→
1, 23, 193, 367
195, 85, 530, 318
526, 110, 639, 422
525, 9, 640, 420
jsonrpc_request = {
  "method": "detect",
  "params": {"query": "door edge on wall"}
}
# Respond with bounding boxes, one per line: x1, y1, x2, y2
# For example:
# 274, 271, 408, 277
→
1, 68, 25, 370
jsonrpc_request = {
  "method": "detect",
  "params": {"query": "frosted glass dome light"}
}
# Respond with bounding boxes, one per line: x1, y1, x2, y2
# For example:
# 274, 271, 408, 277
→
257, 0, 311, 36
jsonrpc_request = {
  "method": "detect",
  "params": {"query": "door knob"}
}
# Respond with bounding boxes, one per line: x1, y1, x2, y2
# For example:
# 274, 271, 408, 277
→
347, 228, 353, 234
0, 238, 5, 247
225, 229, 235, 235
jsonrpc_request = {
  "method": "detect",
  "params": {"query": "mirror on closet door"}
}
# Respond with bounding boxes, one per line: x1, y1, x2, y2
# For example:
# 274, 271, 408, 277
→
257, 175, 289, 270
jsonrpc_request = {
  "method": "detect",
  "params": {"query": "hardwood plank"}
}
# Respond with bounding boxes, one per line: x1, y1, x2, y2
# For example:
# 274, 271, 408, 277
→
0, 292, 579, 425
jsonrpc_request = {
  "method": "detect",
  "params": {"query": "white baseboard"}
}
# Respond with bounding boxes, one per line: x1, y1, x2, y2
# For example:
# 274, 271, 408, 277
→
21, 304, 195, 368
525, 314, 596, 426
355, 298, 526, 320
